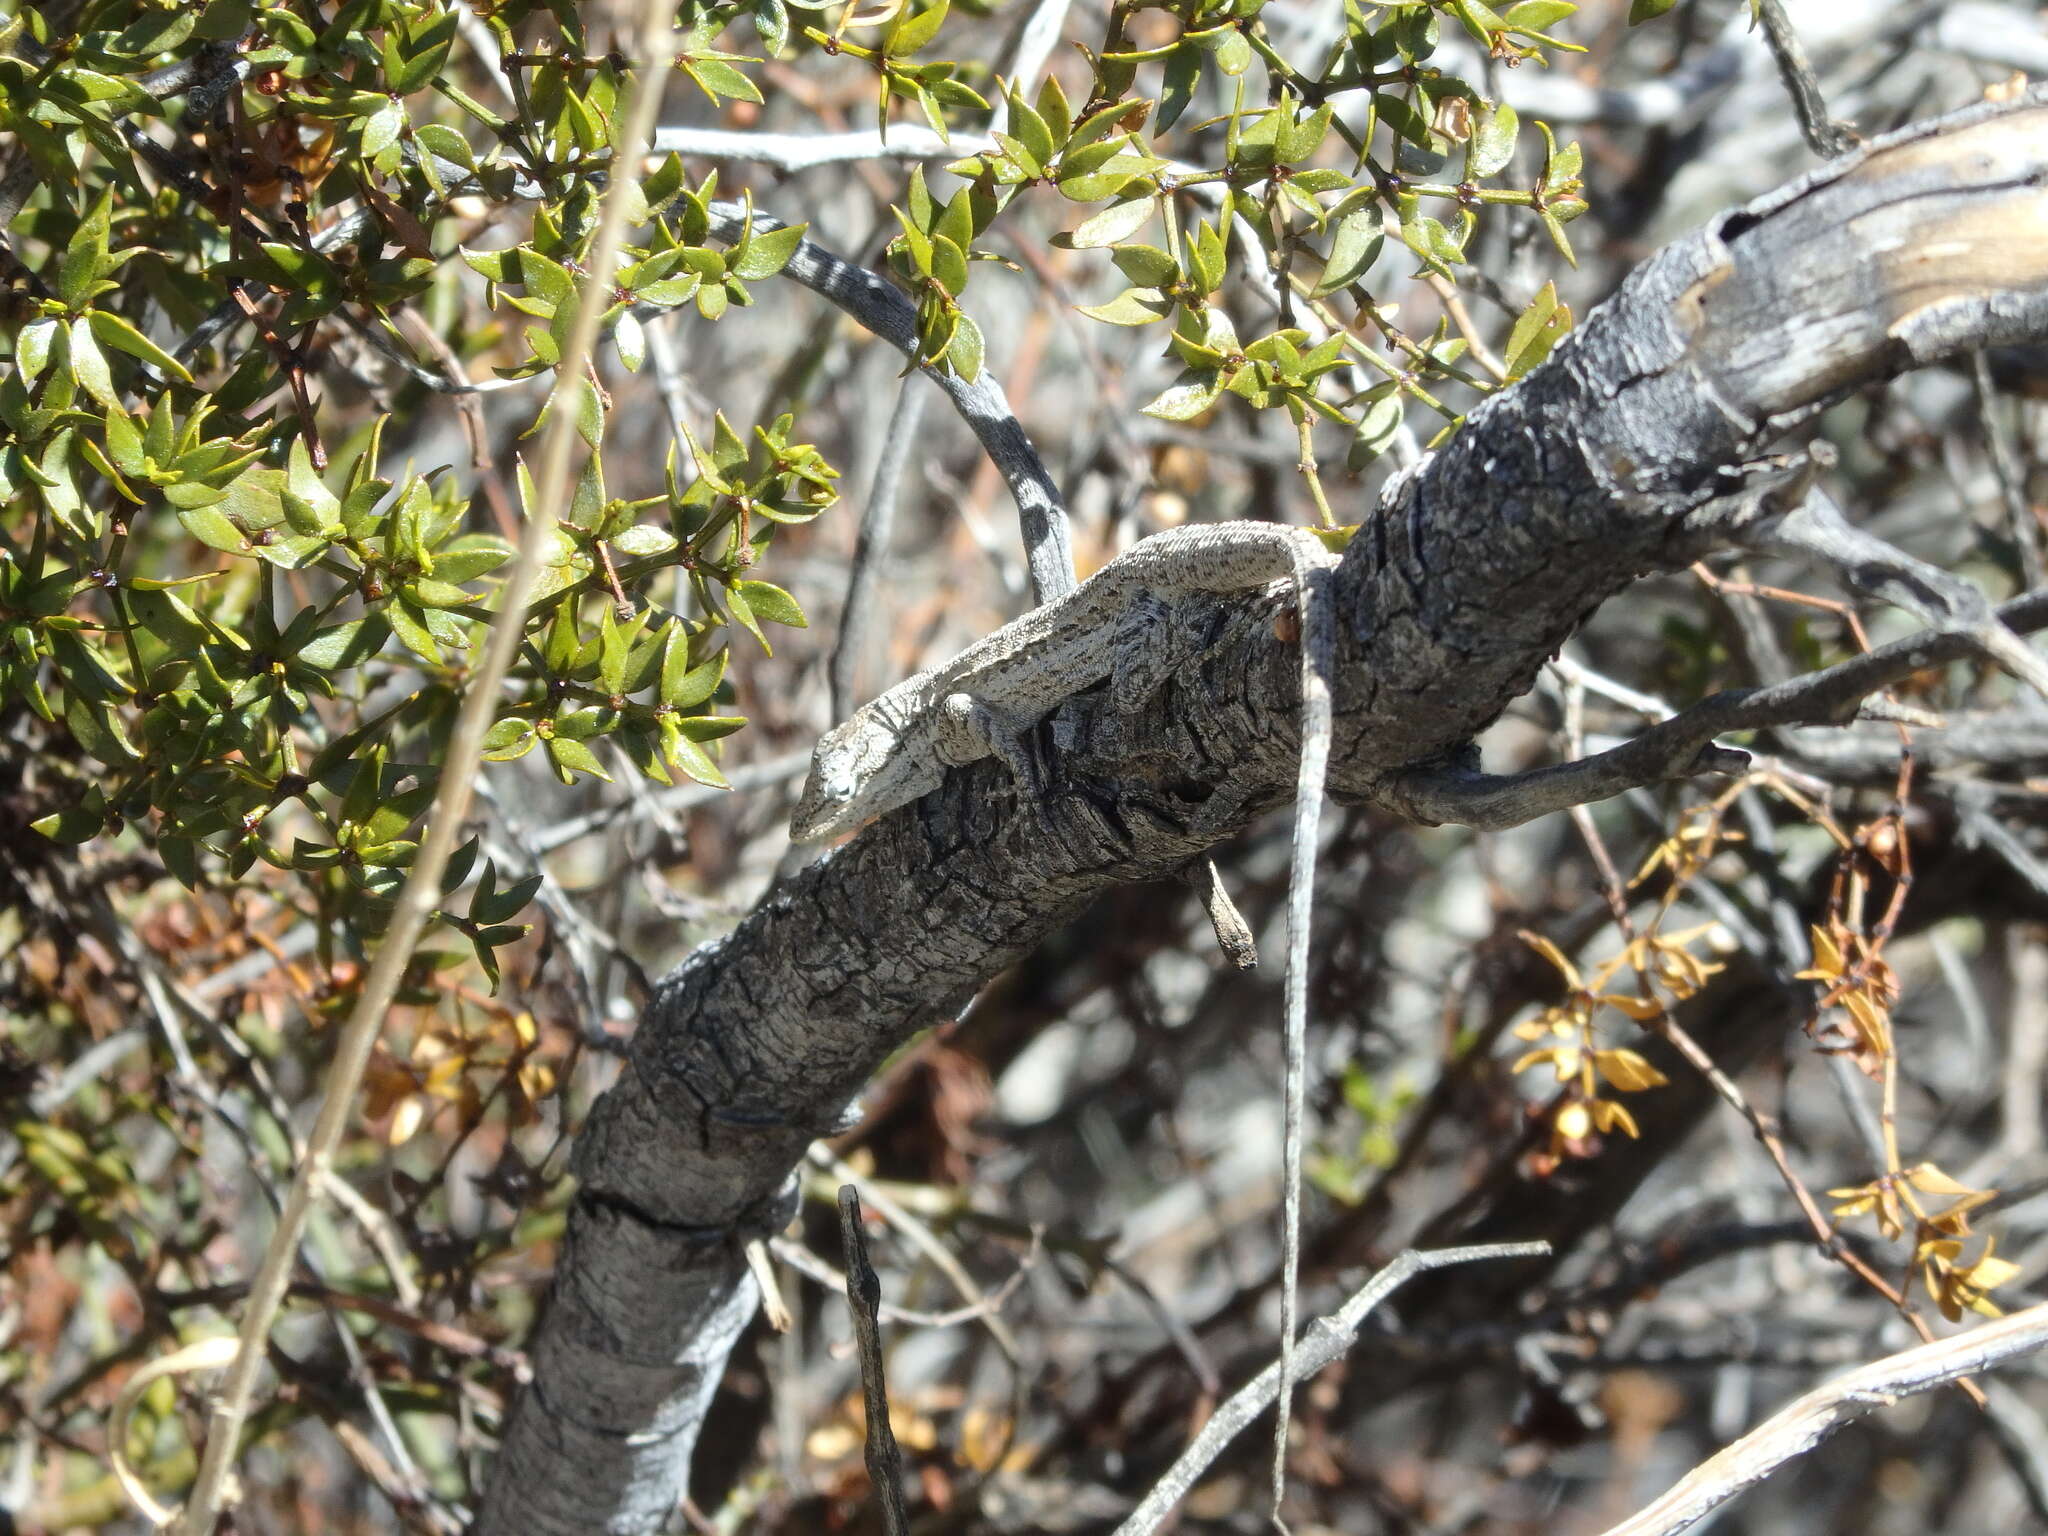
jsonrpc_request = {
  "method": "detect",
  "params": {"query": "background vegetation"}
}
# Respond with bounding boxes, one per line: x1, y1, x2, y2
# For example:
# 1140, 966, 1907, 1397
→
5, 0, 2048, 1530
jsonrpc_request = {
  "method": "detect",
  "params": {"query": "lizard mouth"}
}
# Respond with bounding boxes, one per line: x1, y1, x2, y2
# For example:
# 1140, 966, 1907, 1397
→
790, 794, 851, 842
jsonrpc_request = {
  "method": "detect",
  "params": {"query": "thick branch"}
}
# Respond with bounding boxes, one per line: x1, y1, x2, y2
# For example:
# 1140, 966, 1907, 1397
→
474, 93, 2048, 1535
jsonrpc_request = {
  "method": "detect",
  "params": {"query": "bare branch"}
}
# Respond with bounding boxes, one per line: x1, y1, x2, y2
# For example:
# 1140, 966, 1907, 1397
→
1595, 1300, 2048, 1536
1113, 1243, 1550, 1536
1382, 586, 2048, 831
838, 1186, 911, 1536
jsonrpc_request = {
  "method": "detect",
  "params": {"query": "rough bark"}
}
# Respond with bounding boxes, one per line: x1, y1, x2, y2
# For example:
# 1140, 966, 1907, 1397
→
472, 94, 2048, 1535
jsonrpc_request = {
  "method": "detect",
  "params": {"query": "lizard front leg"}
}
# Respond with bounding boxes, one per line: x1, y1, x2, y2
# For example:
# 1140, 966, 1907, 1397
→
934, 692, 1051, 814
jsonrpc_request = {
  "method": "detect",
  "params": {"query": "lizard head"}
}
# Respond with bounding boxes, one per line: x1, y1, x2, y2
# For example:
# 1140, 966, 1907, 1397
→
789, 716, 898, 842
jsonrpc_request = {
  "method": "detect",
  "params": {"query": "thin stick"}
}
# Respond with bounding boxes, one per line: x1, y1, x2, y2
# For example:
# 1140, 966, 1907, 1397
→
830, 378, 930, 720
1595, 1299, 2048, 1536
170, 5, 681, 1528
1118, 1243, 1549, 1536
1754, 0, 1856, 158
838, 1187, 911, 1536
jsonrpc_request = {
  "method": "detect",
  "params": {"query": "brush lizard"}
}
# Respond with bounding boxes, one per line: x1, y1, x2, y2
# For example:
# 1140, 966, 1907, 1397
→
790, 521, 1337, 843
791, 518, 1340, 1515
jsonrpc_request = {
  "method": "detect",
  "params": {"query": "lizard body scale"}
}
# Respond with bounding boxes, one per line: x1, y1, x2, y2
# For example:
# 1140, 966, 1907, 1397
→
789, 517, 1340, 1525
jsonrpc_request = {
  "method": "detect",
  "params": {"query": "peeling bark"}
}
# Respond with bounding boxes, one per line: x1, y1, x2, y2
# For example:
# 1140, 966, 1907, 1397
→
472, 94, 2048, 1535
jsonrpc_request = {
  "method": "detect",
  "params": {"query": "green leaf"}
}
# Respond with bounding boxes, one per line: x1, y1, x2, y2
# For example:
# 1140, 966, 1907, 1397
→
1628, 0, 1678, 20
482, 719, 537, 760
1539, 207, 1580, 266
385, 599, 444, 664
1315, 207, 1384, 295
33, 785, 109, 844
66, 319, 120, 412
361, 99, 405, 159
1348, 392, 1404, 468
611, 524, 678, 558
614, 310, 645, 372
434, 537, 512, 582
87, 310, 192, 381
946, 311, 983, 380
177, 504, 247, 553
1008, 89, 1056, 168
733, 579, 806, 629
1157, 44, 1201, 133
545, 734, 611, 783
731, 221, 805, 279
16, 318, 57, 384
1078, 287, 1171, 326
402, 578, 474, 609
253, 532, 329, 568
474, 871, 541, 924
1111, 245, 1179, 287
1142, 369, 1225, 421
299, 615, 392, 669
684, 56, 764, 104
1062, 195, 1154, 250
1507, 1, 1579, 25
1206, 27, 1253, 75
659, 716, 729, 787
883, 0, 948, 57
59, 189, 112, 309
662, 633, 725, 708
1469, 102, 1519, 178
1504, 279, 1572, 379
66, 692, 139, 768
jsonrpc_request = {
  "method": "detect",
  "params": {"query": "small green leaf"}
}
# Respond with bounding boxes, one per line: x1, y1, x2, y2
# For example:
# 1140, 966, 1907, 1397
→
1469, 102, 1519, 178
416, 122, 475, 172
32, 785, 108, 844
883, 0, 948, 57
614, 310, 645, 372
1507, 1, 1579, 26
1504, 280, 1572, 379
87, 310, 192, 381
733, 579, 806, 629
482, 719, 537, 760
16, 318, 58, 384
731, 221, 805, 279
1063, 196, 1154, 250
611, 524, 678, 558
1111, 245, 1179, 287
545, 734, 611, 783
66, 319, 121, 411
177, 504, 247, 553
385, 599, 443, 664
59, 190, 112, 309
1142, 369, 1225, 421
662, 633, 725, 708
361, 99, 405, 158
1078, 287, 1171, 326
1316, 206, 1384, 295
299, 616, 391, 669
946, 312, 983, 380
684, 56, 764, 104
659, 716, 729, 787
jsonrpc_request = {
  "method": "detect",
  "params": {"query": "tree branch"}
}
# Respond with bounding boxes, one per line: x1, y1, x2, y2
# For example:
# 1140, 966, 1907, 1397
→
1595, 1299, 2048, 1536
472, 91, 2048, 1536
